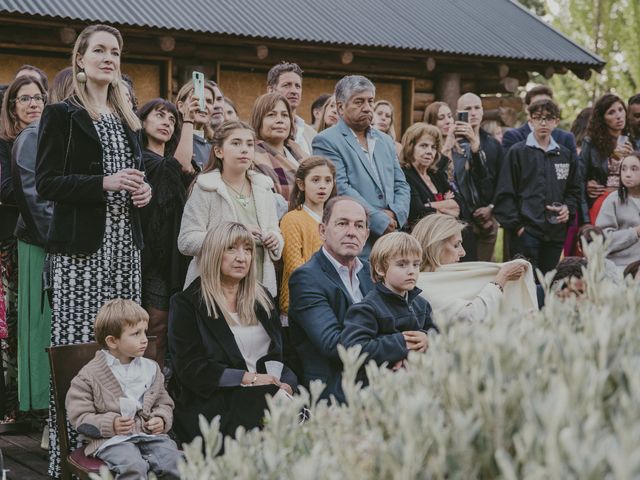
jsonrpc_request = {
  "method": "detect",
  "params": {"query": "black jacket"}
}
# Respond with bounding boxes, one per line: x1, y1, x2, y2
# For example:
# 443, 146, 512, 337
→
403, 164, 458, 228
493, 139, 581, 242
341, 283, 437, 368
12, 122, 53, 246
478, 128, 504, 204
140, 149, 194, 294
168, 279, 297, 441
35, 99, 144, 255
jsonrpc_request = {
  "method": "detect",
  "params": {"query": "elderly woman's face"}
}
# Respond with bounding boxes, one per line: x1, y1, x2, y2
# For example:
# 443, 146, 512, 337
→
220, 240, 253, 284
439, 233, 465, 265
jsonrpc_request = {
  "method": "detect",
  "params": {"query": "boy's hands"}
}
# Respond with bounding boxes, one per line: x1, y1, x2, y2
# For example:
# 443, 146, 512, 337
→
145, 417, 165, 435
113, 416, 134, 435
403, 331, 428, 352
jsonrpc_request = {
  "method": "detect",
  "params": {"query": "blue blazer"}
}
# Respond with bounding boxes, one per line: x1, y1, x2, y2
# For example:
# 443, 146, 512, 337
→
312, 119, 410, 253
502, 123, 577, 155
288, 250, 374, 402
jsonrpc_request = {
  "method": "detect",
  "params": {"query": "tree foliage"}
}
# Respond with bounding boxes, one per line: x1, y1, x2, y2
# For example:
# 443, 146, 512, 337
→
518, 0, 640, 123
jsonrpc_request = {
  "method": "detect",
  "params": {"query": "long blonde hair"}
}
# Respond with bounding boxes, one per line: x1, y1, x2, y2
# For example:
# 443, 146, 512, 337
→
71, 24, 141, 130
175, 80, 219, 141
199, 222, 273, 325
373, 100, 397, 140
411, 214, 466, 271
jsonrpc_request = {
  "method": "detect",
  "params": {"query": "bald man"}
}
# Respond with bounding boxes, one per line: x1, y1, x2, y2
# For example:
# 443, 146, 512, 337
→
452, 93, 503, 261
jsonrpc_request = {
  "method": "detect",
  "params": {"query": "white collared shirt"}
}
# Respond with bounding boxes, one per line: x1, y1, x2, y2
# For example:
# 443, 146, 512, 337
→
526, 131, 559, 152
103, 351, 156, 409
322, 247, 364, 303
295, 116, 311, 154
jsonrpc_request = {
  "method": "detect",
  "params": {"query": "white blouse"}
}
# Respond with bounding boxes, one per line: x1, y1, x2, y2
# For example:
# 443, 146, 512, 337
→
228, 312, 270, 372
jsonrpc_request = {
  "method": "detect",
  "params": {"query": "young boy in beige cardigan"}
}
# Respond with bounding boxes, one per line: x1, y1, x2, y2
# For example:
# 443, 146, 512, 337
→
66, 299, 182, 479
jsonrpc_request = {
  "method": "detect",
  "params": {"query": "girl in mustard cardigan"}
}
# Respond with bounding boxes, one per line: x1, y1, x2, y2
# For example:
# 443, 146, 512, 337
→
280, 157, 337, 325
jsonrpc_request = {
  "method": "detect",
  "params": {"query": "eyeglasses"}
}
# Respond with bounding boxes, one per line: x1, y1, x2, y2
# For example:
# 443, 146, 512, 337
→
13, 94, 47, 106
530, 115, 557, 124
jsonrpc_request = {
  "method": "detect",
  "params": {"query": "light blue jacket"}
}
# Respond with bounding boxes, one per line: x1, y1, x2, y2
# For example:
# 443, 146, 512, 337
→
312, 119, 410, 255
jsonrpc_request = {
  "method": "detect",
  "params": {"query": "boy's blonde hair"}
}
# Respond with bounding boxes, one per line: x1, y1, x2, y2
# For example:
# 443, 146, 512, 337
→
369, 232, 423, 283
94, 299, 149, 348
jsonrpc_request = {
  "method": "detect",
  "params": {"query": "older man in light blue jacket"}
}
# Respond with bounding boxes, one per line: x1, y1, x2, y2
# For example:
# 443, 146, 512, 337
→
312, 75, 410, 257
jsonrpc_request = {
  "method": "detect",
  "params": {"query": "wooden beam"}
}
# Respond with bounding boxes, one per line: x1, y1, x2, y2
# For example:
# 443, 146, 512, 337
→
436, 72, 461, 112
413, 92, 436, 110
402, 78, 415, 130
481, 95, 523, 111
414, 78, 434, 92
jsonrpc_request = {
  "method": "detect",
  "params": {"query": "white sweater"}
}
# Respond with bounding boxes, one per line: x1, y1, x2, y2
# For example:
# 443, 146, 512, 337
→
178, 169, 283, 295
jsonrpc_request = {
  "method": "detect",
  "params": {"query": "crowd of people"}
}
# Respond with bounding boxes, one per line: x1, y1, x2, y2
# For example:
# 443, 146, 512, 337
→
0, 23, 639, 479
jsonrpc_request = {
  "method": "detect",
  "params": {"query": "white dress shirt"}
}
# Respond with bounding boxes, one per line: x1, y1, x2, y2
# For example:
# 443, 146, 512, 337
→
322, 247, 364, 303
228, 312, 271, 372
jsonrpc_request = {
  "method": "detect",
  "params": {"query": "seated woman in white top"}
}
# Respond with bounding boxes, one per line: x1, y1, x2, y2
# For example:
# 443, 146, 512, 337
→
411, 214, 533, 326
168, 221, 296, 443
595, 153, 640, 268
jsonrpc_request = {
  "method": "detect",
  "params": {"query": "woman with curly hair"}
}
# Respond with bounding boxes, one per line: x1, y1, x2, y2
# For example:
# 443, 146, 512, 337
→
582, 93, 634, 221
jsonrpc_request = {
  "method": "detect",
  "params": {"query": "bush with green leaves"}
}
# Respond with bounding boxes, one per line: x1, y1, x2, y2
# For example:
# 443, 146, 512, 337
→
96, 244, 640, 479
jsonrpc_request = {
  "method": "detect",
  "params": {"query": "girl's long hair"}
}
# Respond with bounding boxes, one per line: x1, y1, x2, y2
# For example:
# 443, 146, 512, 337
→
587, 93, 626, 158
618, 153, 640, 204
288, 156, 337, 211
373, 100, 397, 140
199, 222, 273, 325
71, 24, 141, 130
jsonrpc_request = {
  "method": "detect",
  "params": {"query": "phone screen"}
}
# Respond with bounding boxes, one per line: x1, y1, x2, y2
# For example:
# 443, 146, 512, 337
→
457, 111, 469, 123
192, 71, 205, 112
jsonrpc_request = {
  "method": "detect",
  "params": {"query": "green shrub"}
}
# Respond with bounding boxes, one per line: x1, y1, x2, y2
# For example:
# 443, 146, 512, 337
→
97, 244, 640, 479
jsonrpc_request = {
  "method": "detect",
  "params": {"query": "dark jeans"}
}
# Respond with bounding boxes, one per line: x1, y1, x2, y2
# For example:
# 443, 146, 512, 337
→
510, 230, 564, 276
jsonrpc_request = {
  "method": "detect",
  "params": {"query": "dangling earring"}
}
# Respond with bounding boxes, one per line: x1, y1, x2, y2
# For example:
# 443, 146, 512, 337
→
76, 69, 87, 83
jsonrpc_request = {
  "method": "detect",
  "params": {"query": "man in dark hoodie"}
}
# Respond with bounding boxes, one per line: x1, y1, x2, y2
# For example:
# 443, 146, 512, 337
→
493, 99, 581, 274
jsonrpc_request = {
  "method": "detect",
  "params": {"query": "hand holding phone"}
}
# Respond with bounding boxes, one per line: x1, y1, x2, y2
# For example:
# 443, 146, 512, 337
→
192, 71, 206, 112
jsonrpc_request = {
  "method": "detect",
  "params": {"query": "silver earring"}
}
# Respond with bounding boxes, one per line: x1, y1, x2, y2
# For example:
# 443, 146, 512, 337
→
76, 70, 86, 83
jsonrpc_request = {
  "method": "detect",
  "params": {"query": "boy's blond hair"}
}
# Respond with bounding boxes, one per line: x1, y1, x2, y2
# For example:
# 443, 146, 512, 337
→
369, 232, 423, 283
94, 299, 149, 348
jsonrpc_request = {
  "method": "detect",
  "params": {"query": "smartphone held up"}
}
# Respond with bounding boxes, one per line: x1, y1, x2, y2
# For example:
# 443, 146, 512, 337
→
192, 71, 206, 112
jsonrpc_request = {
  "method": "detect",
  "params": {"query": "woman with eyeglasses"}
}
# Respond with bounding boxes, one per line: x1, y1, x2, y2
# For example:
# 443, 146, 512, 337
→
0, 75, 47, 423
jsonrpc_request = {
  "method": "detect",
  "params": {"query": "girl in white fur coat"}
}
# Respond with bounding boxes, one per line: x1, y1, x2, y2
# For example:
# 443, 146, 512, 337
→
178, 121, 283, 296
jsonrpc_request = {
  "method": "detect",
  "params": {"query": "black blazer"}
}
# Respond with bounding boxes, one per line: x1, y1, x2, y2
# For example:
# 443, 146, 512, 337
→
168, 279, 297, 440
35, 99, 144, 255
402, 165, 456, 228
288, 250, 374, 402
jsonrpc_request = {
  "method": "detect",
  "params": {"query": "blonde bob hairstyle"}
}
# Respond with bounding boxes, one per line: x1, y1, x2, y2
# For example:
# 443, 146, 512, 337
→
369, 232, 423, 283
71, 24, 141, 130
411, 213, 466, 272
373, 100, 397, 140
399, 122, 442, 170
199, 222, 273, 325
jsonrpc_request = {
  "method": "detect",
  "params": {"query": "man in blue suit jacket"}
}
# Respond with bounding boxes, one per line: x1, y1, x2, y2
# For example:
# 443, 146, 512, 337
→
288, 196, 374, 402
312, 75, 410, 258
502, 85, 577, 155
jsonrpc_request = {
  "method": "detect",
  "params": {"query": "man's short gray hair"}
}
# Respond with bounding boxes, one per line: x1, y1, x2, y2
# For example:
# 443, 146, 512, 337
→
334, 75, 376, 105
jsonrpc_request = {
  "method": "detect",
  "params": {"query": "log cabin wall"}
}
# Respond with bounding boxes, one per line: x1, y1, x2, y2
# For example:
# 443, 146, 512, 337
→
0, 18, 556, 136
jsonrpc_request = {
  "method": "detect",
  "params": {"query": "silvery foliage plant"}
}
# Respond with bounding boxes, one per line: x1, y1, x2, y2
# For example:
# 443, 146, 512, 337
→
96, 240, 640, 480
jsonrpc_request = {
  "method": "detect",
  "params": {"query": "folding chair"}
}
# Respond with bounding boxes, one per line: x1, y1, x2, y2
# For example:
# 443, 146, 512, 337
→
48, 338, 157, 480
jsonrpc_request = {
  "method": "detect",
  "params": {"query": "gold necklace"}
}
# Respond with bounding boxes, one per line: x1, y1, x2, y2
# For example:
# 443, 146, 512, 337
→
223, 177, 250, 208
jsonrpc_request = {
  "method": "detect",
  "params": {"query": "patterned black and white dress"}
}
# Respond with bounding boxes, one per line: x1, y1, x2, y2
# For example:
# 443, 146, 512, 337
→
48, 113, 142, 478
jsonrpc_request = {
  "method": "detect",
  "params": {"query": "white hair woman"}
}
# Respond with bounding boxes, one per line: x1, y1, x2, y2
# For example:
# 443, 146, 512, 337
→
412, 214, 534, 325
169, 222, 296, 442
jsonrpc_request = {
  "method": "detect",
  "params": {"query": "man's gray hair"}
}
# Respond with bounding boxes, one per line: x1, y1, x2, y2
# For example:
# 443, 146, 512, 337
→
334, 75, 376, 105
